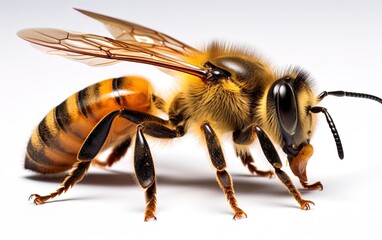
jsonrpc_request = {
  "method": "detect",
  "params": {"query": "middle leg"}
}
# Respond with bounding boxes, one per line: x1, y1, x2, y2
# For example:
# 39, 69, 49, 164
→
201, 122, 247, 220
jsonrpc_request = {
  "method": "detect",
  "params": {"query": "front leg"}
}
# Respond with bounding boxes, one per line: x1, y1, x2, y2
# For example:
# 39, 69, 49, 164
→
254, 126, 314, 210
201, 122, 247, 220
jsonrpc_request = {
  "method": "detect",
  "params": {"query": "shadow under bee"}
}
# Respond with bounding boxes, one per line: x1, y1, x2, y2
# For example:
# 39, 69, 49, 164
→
24, 170, 296, 198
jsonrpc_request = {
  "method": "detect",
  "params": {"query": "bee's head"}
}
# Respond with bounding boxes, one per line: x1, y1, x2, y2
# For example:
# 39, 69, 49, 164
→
265, 68, 320, 182
266, 68, 381, 182
266, 68, 317, 158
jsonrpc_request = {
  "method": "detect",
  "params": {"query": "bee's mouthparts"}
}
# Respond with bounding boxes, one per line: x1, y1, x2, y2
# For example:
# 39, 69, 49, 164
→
288, 143, 314, 182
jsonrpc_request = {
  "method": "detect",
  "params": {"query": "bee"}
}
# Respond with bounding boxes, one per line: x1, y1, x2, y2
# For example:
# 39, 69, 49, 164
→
18, 9, 382, 221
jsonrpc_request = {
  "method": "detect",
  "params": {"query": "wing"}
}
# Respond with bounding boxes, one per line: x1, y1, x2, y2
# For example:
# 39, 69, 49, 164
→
74, 8, 198, 59
17, 28, 207, 78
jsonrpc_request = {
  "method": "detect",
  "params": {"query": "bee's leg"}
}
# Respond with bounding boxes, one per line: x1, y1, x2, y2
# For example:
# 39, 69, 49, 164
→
254, 126, 314, 210
79, 111, 121, 160
201, 122, 247, 220
133, 122, 182, 221
78, 109, 179, 221
120, 110, 183, 221
300, 180, 323, 190
241, 153, 274, 178
134, 125, 157, 221
29, 109, 174, 208
233, 128, 273, 177
29, 160, 91, 204
29, 111, 124, 205
92, 137, 132, 167
79, 109, 178, 160
234, 146, 273, 178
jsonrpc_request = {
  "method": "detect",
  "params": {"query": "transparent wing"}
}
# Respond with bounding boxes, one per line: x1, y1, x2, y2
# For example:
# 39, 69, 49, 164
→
17, 28, 207, 78
74, 8, 199, 59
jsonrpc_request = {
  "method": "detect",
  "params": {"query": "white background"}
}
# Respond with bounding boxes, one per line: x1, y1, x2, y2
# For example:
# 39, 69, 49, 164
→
1, 0, 382, 239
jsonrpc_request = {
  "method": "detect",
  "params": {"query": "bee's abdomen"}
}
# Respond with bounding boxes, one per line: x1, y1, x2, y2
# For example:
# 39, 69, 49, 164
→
25, 76, 153, 173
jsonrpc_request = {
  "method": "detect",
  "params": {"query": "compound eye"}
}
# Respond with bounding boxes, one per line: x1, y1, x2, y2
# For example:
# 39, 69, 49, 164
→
277, 83, 298, 135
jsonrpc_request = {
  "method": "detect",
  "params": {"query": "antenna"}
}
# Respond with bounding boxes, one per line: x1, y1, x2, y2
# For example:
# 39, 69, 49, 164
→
318, 91, 382, 104
309, 106, 344, 159
312, 90, 381, 159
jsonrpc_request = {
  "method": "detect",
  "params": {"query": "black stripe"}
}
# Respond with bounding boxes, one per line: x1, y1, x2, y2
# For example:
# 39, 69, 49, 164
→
54, 100, 83, 139
55, 100, 71, 133
79, 84, 100, 121
112, 77, 122, 106
38, 117, 54, 147
93, 83, 102, 108
77, 89, 88, 118
26, 138, 72, 168
37, 117, 76, 155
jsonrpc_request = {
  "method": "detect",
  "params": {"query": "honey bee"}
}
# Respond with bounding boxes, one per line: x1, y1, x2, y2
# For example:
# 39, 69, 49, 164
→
18, 9, 382, 221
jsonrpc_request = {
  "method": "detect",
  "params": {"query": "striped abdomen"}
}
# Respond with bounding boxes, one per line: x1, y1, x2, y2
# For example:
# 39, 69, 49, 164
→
25, 76, 154, 173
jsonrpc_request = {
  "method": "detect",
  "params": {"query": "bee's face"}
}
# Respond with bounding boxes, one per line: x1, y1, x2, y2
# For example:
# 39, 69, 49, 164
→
267, 69, 317, 157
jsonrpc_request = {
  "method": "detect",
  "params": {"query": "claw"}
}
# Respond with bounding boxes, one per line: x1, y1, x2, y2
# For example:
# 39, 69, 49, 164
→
144, 212, 157, 222
29, 194, 47, 205
300, 200, 315, 210
28, 194, 35, 201
233, 211, 247, 220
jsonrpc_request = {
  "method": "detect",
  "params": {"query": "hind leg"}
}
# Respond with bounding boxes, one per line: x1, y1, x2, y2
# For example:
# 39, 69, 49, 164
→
202, 122, 247, 219
30, 160, 91, 204
30, 112, 127, 204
